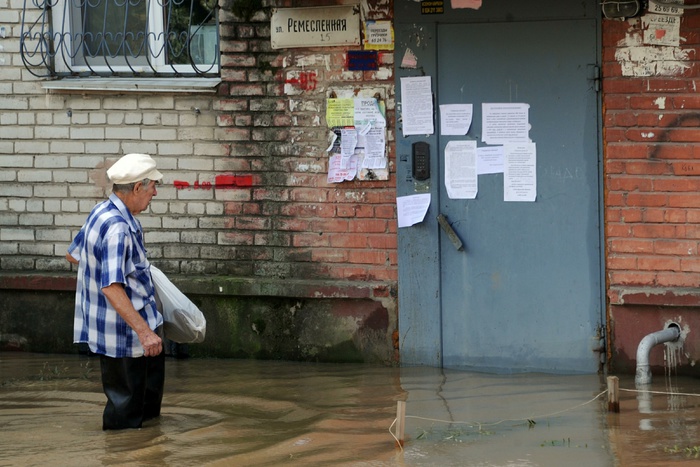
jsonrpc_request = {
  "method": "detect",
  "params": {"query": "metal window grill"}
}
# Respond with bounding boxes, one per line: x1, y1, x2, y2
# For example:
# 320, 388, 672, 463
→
20, 0, 220, 78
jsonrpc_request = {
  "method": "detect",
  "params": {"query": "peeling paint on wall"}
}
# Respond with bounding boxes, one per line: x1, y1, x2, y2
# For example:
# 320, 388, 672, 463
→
295, 54, 330, 68
615, 22, 691, 77
360, 0, 392, 21
401, 48, 418, 68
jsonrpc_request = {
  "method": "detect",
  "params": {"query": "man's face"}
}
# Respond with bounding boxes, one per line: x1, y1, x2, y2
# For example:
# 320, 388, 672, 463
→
131, 180, 158, 214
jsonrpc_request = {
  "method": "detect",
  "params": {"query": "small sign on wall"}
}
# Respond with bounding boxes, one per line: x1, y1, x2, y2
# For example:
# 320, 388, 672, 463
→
363, 20, 394, 50
271, 5, 361, 49
421, 0, 444, 14
347, 50, 378, 71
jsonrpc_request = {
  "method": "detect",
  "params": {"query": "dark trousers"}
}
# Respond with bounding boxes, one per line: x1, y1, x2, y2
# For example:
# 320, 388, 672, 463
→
99, 352, 165, 430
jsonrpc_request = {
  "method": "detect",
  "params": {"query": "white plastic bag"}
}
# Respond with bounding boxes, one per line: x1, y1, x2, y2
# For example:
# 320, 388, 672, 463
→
150, 265, 206, 344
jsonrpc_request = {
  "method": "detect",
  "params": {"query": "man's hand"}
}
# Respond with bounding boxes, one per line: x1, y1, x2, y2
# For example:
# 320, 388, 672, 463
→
138, 329, 163, 357
102, 283, 162, 357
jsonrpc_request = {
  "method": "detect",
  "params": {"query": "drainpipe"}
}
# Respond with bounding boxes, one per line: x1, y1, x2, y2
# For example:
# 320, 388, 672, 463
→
634, 324, 680, 386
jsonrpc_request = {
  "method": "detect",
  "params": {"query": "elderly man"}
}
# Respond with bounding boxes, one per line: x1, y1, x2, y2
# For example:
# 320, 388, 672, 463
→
66, 153, 165, 430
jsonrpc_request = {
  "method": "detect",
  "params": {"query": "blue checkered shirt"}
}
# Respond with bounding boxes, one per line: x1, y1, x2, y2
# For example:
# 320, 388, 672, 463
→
67, 194, 162, 358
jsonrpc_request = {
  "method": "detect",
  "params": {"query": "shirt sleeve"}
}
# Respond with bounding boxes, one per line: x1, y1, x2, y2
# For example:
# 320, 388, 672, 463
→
100, 230, 131, 289
67, 228, 85, 262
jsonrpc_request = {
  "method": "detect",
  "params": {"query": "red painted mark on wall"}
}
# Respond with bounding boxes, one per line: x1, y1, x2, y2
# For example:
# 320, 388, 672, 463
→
173, 175, 253, 190
215, 174, 253, 188
285, 71, 318, 91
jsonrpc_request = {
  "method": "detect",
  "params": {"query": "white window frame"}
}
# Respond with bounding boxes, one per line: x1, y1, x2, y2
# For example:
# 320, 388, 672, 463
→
49, 0, 219, 76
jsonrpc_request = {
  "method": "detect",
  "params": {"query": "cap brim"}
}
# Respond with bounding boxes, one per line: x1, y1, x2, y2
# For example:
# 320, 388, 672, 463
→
144, 169, 163, 181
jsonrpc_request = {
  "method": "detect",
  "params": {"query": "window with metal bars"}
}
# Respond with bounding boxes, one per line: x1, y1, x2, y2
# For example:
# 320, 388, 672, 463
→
20, 0, 220, 78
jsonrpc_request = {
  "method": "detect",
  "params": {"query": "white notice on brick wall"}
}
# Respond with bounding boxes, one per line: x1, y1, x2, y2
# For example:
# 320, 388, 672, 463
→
328, 154, 358, 183
643, 14, 681, 47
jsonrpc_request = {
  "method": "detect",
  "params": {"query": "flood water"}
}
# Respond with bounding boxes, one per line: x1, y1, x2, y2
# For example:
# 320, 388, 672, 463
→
1, 352, 700, 466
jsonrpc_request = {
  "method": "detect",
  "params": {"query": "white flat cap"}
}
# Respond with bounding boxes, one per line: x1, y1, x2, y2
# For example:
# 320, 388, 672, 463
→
107, 153, 163, 185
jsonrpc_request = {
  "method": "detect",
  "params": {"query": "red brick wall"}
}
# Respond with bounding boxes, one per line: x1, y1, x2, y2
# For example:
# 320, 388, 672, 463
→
603, 12, 700, 298
603, 11, 700, 373
217, 1, 397, 288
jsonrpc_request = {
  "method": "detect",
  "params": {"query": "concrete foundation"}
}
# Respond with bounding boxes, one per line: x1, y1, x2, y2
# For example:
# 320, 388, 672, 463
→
0, 273, 397, 365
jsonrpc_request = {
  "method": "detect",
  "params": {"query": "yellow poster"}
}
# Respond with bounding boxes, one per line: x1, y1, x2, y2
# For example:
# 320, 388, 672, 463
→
325, 98, 355, 127
363, 21, 394, 51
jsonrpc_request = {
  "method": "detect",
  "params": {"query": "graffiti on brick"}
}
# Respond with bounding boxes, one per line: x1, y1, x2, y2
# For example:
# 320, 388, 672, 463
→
173, 174, 253, 190
651, 113, 700, 161
285, 71, 318, 91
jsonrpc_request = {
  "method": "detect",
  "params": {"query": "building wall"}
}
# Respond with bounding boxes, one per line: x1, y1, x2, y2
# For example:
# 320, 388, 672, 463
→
0, 0, 398, 363
8, 0, 699, 374
603, 10, 700, 375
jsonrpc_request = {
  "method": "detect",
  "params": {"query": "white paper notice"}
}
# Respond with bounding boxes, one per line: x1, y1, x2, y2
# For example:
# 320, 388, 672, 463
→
504, 143, 536, 202
476, 145, 504, 175
359, 127, 387, 169
440, 104, 473, 135
397, 193, 431, 228
643, 14, 681, 47
364, 20, 394, 48
445, 140, 477, 199
354, 98, 386, 129
340, 128, 358, 162
328, 154, 358, 183
325, 130, 338, 152
400, 76, 434, 136
482, 103, 530, 145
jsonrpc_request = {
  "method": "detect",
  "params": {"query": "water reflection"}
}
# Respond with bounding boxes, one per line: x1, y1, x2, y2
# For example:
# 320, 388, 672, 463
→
610, 377, 700, 465
2, 352, 700, 466
400, 368, 613, 466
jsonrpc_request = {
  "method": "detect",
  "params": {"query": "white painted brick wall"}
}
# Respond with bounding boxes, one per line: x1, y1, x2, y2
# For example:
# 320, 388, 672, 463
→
35, 185, 68, 198
0, 155, 32, 167
0, 243, 19, 255
15, 141, 49, 153
0, 0, 226, 275
36, 156, 69, 169
0, 213, 18, 224
0, 185, 32, 197
36, 229, 72, 241
0, 172, 16, 182
18, 170, 52, 182
1, 228, 34, 241
182, 231, 217, 244
45, 200, 62, 212
19, 243, 54, 255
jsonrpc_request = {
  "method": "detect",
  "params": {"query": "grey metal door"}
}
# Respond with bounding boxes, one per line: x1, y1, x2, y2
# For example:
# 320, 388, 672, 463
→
437, 19, 603, 373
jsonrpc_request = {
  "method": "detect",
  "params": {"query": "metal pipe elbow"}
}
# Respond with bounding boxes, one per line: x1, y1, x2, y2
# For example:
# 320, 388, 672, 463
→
635, 326, 680, 386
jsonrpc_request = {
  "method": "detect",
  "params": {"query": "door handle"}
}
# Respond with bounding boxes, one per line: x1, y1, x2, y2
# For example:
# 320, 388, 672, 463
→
437, 214, 464, 251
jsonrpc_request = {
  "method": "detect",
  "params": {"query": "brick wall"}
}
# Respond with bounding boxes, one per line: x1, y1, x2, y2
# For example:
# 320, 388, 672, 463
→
603, 12, 700, 300
216, 0, 397, 286
0, 0, 397, 292
603, 10, 700, 373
